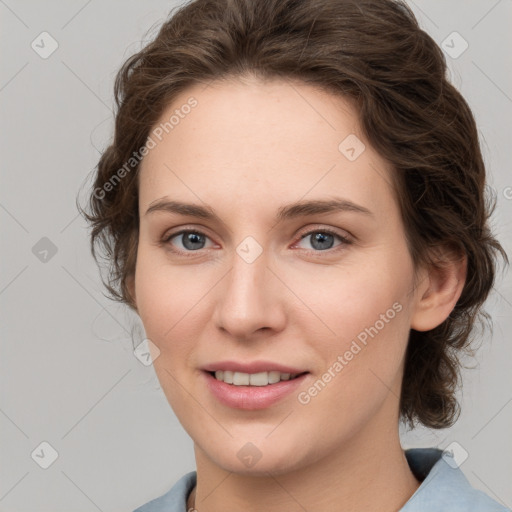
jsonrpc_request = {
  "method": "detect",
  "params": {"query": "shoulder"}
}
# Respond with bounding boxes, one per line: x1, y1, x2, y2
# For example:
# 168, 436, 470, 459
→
133, 471, 197, 512
401, 448, 509, 512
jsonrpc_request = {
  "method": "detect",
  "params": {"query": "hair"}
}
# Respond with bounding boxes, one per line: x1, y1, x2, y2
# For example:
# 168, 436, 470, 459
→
78, 0, 508, 429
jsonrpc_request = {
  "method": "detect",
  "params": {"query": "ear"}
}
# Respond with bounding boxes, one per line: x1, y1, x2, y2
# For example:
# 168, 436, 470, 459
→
410, 248, 467, 332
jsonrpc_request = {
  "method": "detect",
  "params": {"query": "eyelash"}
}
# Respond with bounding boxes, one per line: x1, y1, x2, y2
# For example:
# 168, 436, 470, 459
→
160, 227, 353, 257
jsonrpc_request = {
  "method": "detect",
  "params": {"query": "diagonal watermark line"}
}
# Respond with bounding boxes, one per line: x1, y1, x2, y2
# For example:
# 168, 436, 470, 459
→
284, 77, 337, 130
60, 212, 81, 234
368, 367, 400, 400
0, 472, 30, 502
163, 367, 233, 438
61, 60, 112, 110
368, 161, 393, 191
163, 267, 233, 338
60, 265, 131, 335
89, 115, 112, 154
0, 407, 29, 439
438, 436, 450, 446
196, 471, 233, 507
266, 266, 337, 336
0, 265, 28, 296
61, 369, 132, 439
408, 0, 439, 29
471, 470, 509, 508
265, 409, 294, 438
472, 61, 512, 104
163, 163, 204, 201
0, 62, 29, 92
0, 203, 29, 233
0, 0, 29, 28
471, 395, 512, 439
61, 470, 104, 511
494, 288, 512, 309
265, 472, 308, 511
61, 0, 93, 29
471, 0, 502, 30
198, 76, 217, 93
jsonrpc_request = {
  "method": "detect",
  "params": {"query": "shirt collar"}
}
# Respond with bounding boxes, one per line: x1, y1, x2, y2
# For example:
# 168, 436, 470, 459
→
133, 448, 507, 511
401, 447, 507, 511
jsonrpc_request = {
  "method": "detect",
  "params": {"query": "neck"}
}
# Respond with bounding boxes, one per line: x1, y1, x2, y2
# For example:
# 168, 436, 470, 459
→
189, 402, 420, 512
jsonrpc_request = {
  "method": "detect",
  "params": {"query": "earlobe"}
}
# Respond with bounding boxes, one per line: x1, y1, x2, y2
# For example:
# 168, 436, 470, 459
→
410, 251, 467, 332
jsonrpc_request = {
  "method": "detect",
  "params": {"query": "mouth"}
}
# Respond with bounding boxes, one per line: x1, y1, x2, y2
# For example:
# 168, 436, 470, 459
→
205, 370, 309, 387
202, 370, 310, 410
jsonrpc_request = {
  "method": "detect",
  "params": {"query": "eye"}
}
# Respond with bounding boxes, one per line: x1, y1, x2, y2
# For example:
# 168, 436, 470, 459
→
163, 230, 215, 253
294, 228, 352, 252
161, 227, 352, 256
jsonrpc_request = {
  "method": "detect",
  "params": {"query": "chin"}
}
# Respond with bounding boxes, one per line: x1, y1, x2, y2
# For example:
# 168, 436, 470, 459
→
201, 435, 312, 476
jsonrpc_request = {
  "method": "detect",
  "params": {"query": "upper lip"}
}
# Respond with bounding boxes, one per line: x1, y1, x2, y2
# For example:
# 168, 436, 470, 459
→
201, 360, 308, 374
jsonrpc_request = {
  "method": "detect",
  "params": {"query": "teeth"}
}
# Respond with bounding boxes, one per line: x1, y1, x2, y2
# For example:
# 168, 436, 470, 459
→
213, 370, 299, 386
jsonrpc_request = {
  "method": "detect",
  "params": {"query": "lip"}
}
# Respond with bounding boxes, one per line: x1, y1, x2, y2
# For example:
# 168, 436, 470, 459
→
203, 370, 309, 410
201, 360, 307, 374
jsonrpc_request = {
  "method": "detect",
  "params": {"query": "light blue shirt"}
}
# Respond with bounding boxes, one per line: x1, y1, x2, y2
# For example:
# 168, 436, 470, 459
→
133, 448, 509, 511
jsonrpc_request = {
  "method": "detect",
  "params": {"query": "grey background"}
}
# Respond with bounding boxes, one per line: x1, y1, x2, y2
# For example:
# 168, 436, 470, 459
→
1, 1, 511, 510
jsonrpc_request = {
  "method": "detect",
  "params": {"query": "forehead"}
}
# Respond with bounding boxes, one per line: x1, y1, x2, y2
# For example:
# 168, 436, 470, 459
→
138, 77, 396, 218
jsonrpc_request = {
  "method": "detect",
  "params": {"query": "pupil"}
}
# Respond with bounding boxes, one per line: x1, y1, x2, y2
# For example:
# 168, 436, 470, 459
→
311, 232, 334, 250
183, 232, 204, 250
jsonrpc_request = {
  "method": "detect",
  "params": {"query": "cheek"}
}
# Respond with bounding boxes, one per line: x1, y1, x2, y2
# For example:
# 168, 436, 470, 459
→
289, 254, 414, 391
291, 256, 411, 341
133, 251, 212, 410
291, 285, 410, 443
134, 247, 206, 355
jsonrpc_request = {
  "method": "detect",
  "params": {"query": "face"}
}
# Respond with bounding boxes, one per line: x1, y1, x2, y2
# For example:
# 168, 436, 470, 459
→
132, 76, 424, 476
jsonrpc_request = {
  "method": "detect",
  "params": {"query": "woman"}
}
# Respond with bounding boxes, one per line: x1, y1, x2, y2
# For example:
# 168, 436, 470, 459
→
80, 0, 509, 510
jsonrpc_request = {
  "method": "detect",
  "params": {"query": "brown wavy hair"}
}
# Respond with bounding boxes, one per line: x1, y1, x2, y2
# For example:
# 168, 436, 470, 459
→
78, 0, 508, 429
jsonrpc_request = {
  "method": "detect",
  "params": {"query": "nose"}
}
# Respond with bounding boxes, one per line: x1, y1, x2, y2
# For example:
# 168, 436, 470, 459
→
212, 247, 287, 340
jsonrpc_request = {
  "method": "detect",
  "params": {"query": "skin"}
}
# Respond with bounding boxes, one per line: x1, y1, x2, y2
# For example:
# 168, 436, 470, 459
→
129, 76, 466, 512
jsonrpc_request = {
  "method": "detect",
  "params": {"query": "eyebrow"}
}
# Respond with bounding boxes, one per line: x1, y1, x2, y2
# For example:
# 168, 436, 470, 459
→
144, 197, 373, 222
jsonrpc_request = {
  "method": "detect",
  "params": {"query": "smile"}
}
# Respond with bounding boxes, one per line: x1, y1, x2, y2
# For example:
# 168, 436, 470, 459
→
211, 370, 305, 386
203, 370, 309, 410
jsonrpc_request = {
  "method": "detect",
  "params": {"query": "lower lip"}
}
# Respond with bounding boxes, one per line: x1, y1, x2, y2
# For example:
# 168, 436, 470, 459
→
203, 371, 309, 410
